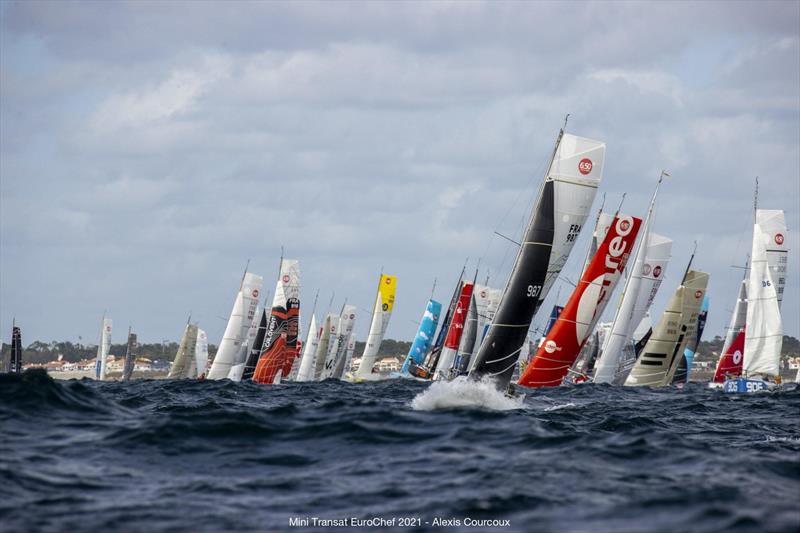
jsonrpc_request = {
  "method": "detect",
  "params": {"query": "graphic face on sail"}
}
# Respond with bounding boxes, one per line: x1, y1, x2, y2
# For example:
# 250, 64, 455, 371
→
253, 260, 300, 384
402, 299, 442, 374
469, 131, 604, 388
519, 214, 642, 388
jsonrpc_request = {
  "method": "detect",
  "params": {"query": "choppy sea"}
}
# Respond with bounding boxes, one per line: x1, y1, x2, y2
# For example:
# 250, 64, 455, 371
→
1, 369, 798, 532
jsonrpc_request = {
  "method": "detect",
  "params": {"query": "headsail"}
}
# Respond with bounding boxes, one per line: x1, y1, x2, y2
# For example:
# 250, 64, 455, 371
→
207, 272, 263, 379
470, 129, 605, 388
519, 213, 642, 387
355, 274, 397, 379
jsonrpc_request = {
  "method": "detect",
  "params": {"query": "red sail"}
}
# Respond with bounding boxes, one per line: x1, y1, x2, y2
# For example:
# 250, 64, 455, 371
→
713, 329, 744, 383
444, 283, 474, 350
519, 214, 642, 387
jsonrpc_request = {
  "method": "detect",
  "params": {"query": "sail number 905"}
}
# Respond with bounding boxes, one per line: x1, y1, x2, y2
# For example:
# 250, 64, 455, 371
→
527, 285, 542, 298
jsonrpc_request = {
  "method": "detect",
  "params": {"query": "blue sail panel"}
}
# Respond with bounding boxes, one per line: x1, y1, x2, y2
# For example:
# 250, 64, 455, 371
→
401, 300, 442, 374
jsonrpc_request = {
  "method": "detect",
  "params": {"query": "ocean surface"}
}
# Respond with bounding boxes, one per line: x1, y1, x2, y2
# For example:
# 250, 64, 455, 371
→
1, 370, 798, 533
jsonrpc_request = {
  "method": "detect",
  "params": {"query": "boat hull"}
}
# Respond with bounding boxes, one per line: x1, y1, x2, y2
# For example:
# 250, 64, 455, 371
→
722, 377, 772, 393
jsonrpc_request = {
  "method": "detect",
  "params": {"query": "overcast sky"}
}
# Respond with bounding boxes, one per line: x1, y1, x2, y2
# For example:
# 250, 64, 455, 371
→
1, 1, 798, 349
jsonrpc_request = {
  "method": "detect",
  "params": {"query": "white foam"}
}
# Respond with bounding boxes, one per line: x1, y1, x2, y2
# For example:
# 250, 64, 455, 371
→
410, 376, 525, 411
543, 402, 577, 412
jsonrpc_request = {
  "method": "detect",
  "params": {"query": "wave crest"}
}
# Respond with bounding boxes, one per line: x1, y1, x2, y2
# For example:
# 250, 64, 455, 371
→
410, 376, 524, 411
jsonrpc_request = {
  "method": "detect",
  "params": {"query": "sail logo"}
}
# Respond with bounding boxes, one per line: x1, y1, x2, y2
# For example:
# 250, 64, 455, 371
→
385, 278, 392, 284
544, 340, 559, 353
252, 289, 259, 298
282, 275, 290, 283
732, 350, 742, 365
578, 158, 593, 175
653, 265, 662, 278
695, 290, 703, 299
775, 233, 784, 245
643, 264, 652, 276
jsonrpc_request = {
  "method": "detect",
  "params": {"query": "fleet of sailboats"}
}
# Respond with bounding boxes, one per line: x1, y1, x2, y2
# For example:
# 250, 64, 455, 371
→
3, 124, 795, 393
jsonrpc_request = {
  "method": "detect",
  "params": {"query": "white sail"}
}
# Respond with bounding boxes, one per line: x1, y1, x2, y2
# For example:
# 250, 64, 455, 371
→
320, 315, 343, 380
332, 305, 358, 379
355, 275, 397, 379
169, 323, 199, 379
296, 314, 320, 382
343, 333, 357, 377
96, 317, 113, 380
313, 314, 335, 380
538, 133, 606, 309
593, 228, 673, 384
195, 328, 209, 378
581, 211, 615, 278
207, 272, 263, 379
756, 209, 788, 309
743, 212, 786, 377
625, 270, 709, 387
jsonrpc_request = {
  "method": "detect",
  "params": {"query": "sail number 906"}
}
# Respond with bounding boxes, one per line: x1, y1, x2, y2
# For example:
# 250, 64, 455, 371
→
527, 285, 542, 298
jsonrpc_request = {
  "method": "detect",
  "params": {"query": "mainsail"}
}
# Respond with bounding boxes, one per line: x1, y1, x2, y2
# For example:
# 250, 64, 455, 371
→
355, 274, 397, 379
252, 259, 301, 384
332, 306, 357, 379
400, 300, 441, 374
625, 270, 709, 387
313, 314, 335, 380
96, 317, 112, 380
519, 213, 642, 387
672, 294, 708, 384
206, 272, 263, 379
592, 174, 671, 384
470, 129, 605, 388
121, 329, 138, 381
742, 210, 787, 378
6, 324, 22, 373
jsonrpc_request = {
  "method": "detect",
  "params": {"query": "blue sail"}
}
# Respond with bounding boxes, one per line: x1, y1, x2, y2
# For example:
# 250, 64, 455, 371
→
544, 305, 564, 337
401, 300, 442, 374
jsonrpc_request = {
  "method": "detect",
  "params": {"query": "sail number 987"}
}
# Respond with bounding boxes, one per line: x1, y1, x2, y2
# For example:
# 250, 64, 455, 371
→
527, 285, 542, 298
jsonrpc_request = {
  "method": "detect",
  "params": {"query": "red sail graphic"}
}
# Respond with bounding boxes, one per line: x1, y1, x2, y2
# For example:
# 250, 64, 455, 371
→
713, 329, 744, 383
444, 283, 474, 350
253, 298, 300, 384
519, 214, 642, 387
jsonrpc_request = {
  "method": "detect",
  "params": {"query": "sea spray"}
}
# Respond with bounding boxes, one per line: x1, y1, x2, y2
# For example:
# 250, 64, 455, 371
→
410, 376, 525, 411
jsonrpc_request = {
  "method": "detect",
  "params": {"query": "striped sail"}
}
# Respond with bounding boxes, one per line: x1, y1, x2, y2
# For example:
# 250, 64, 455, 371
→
520, 214, 642, 387
743, 210, 787, 377
96, 317, 112, 380
625, 270, 709, 387
355, 274, 397, 379
401, 300, 442, 374
252, 260, 301, 384
470, 131, 605, 388
207, 272, 263, 379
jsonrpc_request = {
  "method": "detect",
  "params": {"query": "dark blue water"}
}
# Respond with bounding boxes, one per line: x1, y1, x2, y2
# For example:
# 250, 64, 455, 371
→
1, 369, 798, 533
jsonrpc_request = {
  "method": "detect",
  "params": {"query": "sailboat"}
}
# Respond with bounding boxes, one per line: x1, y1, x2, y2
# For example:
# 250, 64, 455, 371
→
296, 312, 322, 382
470, 123, 605, 390
399, 299, 442, 376
625, 268, 710, 387
168, 322, 199, 379
313, 314, 336, 381
194, 328, 209, 378
95, 315, 112, 380
5, 322, 22, 373
332, 306, 357, 379
251, 259, 301, 384
354, 274, 397, 380
712, 277, 747, 383
121, 328, 138, 381
519, 213, 642, 387
725, 209, 788, 392
592, 172, 672, 385
433, 280, 474, 381
206, 271, 263, 380
671, 294, 708, 384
